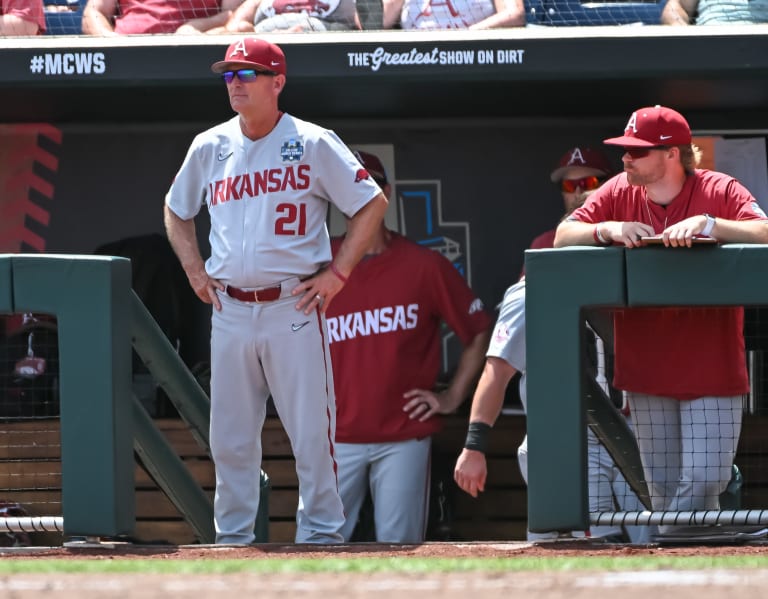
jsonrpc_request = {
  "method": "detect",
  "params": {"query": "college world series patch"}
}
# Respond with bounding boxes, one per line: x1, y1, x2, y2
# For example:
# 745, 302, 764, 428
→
280, 138, 304, 162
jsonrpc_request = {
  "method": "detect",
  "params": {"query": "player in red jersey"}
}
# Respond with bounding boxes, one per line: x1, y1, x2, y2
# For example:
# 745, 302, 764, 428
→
555, 105, 768, 534
326, 150, 491, 543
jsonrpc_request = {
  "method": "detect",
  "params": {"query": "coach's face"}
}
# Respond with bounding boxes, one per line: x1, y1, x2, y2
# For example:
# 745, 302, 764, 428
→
226, 71, 285, 116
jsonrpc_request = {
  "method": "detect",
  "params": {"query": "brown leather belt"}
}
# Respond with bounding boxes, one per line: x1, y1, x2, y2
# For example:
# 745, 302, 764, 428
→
226, 284, 282, 303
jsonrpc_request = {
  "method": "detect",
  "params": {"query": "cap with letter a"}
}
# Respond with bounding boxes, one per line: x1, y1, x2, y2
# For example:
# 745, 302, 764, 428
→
211, 37, 286, 77
549, 147, 613, 182
603, 105, 691, 148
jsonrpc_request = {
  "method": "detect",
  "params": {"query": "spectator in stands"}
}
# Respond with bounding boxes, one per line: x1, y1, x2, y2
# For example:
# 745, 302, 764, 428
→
0, 0, 45, 34
383, 0, 524, 29
82, 0, 243, 34
662, 0, 768, 24
554, 105, 768, 535
326, 150, 491, 543
221, 0, 361, 32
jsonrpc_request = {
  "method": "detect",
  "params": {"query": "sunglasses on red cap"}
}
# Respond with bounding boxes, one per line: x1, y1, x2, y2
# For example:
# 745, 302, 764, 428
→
560, 175, 603, 193
221, 69, 277, 84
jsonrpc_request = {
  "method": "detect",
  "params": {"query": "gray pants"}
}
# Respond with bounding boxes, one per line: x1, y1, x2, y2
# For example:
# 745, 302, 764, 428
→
336, 437, 431, 543
210, 283, 344, 544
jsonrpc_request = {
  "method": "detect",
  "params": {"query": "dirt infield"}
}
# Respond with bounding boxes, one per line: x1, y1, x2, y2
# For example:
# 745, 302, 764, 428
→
3, 541, 768, 599
4, 538, 768, 560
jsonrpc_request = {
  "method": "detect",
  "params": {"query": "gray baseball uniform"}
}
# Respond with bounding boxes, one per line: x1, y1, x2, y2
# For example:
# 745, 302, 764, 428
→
166, 113, 381, 544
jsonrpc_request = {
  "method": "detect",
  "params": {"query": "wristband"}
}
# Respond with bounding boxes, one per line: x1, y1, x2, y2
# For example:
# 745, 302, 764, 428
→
701, 214, 716, 237
329, 263, 348, 284
593, 223, 610, 246
464, 421, 492, 453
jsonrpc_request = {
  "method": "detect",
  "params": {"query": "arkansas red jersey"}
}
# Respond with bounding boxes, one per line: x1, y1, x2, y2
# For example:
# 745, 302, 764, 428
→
327, 232, 491, 442
569, 169, 768, 399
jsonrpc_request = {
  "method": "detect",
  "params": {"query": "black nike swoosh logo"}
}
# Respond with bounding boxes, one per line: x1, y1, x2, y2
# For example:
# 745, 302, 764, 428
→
291, 322, 310, 332
218, 152, 233, 161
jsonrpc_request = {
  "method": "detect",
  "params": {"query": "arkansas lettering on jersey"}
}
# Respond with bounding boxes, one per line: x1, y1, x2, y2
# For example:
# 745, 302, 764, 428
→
327, 232, 491, 444
327, 304, 418, 343
164, 114, 380, 287
208, 164, 311, 207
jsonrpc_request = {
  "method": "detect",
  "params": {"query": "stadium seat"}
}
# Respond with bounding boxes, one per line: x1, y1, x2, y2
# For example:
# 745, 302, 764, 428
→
44, 0, 83, 35
525, 0, 665, 25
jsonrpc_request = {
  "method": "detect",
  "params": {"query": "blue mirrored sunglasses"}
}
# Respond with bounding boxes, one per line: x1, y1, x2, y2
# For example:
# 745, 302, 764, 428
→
221, 69, 277, 84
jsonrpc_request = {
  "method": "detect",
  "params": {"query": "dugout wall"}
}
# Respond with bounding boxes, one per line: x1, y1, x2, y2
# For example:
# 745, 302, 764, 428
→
525, 244, 768, 533
0, 254, 134, 537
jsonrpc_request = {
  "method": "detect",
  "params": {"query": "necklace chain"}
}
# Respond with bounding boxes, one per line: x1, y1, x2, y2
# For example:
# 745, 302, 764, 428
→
644, 197, 668, 234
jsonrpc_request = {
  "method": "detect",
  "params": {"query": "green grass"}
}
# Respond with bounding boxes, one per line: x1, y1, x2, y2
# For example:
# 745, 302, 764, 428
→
1, 555, 768, 574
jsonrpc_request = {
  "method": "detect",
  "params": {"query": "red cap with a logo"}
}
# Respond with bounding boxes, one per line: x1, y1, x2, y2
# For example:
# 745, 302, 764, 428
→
353, 150, 388, 185
550, 147, 613, 182
211, 38, 286, 76
604, 105, 691, 148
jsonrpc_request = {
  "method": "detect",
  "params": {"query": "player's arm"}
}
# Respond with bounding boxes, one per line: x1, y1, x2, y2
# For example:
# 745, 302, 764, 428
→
404, 328, 491, 421
454, 356, 517, 498
164, 205, 225, 310
661, 0, 697, 24
554, 219, 654, 248
82, 0, 119, 35
292, 192, 388, 314
662, 214, 768, 247
469, 0, 525, 29
0, 14, 40, 35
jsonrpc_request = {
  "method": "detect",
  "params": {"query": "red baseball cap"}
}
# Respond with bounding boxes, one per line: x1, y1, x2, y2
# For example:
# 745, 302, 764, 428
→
550, 147, 613, 182
604, 105, 691, 148
211, 38, 286, 77
353, 150, 388, 185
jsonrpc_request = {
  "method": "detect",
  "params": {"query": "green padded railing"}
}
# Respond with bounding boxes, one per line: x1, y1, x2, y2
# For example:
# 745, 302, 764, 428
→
524, 244, 768, 533
0, 255, 270, 543
2, 254, 134, 537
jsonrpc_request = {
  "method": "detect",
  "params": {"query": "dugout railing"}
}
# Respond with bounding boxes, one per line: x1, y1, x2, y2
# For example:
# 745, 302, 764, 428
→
0, 254, 134, 539
525, 243, 768, 535
0, 254, 269, 544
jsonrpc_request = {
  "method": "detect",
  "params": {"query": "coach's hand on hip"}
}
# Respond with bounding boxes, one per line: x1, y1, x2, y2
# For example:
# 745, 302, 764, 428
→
189, 268, 225, 311
292, 267, 346, 315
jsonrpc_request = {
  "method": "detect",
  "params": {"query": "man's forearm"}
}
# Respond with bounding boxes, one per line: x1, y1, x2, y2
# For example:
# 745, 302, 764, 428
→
554, 220, 599, 247
164, 205, 206, 280
443, 330, 492, 412
333, 193, 388, 276
468, 357, 517, 425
